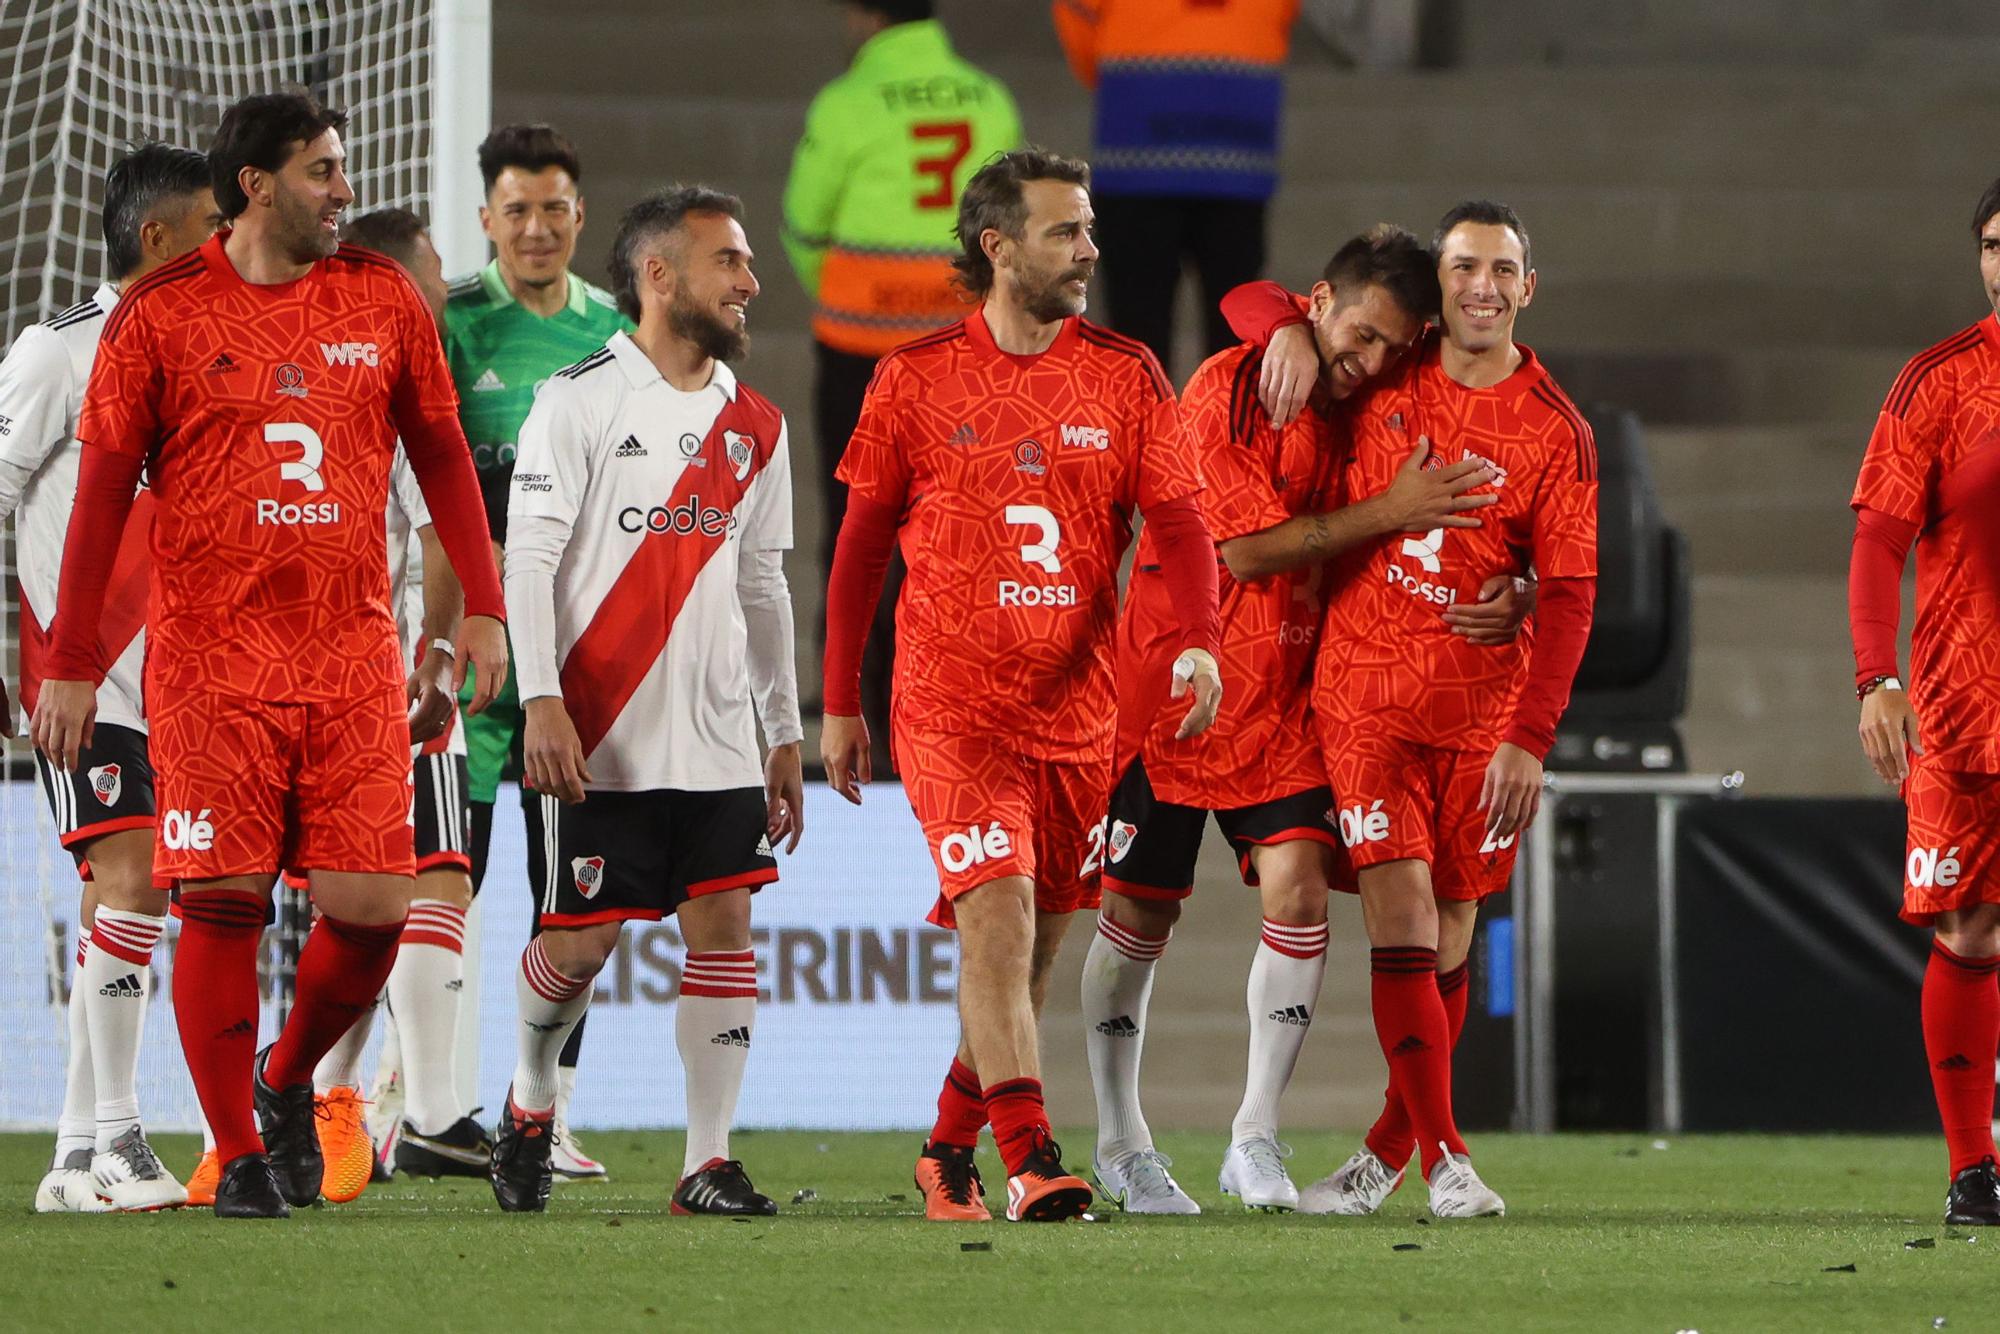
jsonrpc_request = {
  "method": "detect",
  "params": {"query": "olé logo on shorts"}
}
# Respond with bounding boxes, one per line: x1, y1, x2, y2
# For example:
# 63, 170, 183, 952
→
1908, 845, 1963, 889
87, 764, 122, 807
572, 856, 606, 898
1107, 819, 1137, 865
939, 823, 1012, 875
1338, 800, 1390, 848
161, 808, 215, 852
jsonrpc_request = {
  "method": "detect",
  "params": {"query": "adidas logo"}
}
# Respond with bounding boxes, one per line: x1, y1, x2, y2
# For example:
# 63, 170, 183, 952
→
97, 973, 142, 997
1267, 1004, 1311, 1026
1095, 1015, 1139, 1038
471, 368, 507, 392
948, 423, 978, 448
1390, 1034, 1430, 1057
206, 352, 240, 374
710, 1026, 752, 1047
1937, 1053, 1976, 1071
614, 433, 647, 458
755, 833, 773, 857
219, 1018, 255, 1039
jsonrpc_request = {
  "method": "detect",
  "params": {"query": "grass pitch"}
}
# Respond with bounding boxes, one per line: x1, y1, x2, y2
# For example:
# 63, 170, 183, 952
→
2, 1130, 1992, 1332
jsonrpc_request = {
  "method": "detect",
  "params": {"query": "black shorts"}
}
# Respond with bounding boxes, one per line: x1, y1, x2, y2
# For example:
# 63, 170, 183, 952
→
1100, 755, 1339, 900
537, 787, 779, 926
34, 722, 155, 870
413, 751, 473, 875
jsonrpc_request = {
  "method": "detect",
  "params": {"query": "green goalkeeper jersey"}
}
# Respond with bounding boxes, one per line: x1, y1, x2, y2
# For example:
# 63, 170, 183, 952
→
443, 261, 631, 799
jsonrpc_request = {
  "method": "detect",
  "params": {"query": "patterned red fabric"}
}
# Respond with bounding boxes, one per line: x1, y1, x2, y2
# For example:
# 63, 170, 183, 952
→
1118, 342, 1337, 805
836, 310, 1203, 764
1899, 761, 2000, 925
1851, 315, 2000, 771
55, 232, 497, 699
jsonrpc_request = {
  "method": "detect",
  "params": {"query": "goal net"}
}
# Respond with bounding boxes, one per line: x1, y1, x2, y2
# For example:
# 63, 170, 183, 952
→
0, 0, 484, 1133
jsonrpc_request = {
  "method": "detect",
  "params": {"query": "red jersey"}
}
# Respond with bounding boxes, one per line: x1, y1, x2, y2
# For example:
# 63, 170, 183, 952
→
76, 233, 463, 703
1851, 314, 2000, 772
838, 311, 1202, 763
1118, 343, 1334, 806
1318, 334, 1597, 752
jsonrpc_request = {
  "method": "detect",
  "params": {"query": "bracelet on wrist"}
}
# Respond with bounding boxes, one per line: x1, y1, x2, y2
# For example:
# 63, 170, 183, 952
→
1857, 674, 1902, 700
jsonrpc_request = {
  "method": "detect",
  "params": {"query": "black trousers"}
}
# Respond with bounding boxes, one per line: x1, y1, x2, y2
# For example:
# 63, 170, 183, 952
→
1093, 194, 1270, 373
814, 340, 901, 769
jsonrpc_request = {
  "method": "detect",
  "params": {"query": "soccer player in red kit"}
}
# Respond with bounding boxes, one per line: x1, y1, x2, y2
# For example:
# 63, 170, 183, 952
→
821, 148, 1223, 1222
1225, 200, 1597, 1217
32, 92, 506, 1219
1849, 178, 2000, 1227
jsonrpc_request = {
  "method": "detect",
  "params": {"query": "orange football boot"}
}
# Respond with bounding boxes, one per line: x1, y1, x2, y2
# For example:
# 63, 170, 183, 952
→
915, 1141, 991, 1221
1004, 1133, 1092, 1222
315, 1086, 375, 1204
184, 1150, 220, 1208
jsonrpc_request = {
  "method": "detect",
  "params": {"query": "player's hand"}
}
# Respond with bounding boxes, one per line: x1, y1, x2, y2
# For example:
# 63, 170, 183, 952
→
821, 714, 872, 806
454, 614, 509, 716
1859, 686, 1922, 785
764, 741, 805, 853
523, 695, 591, 804
405, 645, 455, 744
1479, 741, 1544, 840
1375, 437, 1498, 534
1445, 574, 1537, 645
1170, 647, 1223, 740
1259, 323, 1320, 428
31, 679, 97, 772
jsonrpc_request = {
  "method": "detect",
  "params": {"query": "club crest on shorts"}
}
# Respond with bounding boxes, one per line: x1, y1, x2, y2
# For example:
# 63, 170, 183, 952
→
1107, 818, 1137, 864
724, 430, 755, 481
87, 764, 121, 807
572, 855, 606, 898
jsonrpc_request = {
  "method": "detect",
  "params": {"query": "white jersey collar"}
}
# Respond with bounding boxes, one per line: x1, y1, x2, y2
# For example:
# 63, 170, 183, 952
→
94, 282, 119, 314
606, 330, 738, 402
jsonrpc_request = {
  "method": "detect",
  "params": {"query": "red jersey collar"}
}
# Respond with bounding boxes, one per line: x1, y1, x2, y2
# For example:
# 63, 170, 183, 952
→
1418, 328, 1548, 401
1980, 311, 2000, 353
965, 303, 1080, 368
199, 227, 321, 296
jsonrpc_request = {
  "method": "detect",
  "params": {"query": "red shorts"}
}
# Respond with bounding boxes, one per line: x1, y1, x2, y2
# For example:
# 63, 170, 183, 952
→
1901, 761, 2000, 925
893, 722, 1111, 929
148, 684, 415, 883
1323, 728, 1516, 902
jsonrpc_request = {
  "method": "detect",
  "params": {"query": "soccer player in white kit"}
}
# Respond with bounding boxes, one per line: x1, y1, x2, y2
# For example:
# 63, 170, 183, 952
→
0, 145, 220, 1213
492, 185, 803, 1216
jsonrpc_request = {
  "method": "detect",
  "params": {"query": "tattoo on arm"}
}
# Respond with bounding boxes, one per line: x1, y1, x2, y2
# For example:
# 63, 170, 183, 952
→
1300, 513, 1332, 556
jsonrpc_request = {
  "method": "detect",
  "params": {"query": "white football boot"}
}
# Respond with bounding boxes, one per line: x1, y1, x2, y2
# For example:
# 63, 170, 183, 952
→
1093, 1146, 1201, 1215
551, 1069, 608, 1181
92, 1126, 188, 1211
1426, 1144, 1505, 1218
1218, 1134, 1299, 1212
36, 1148, 112, 1213
1298, 1145, 1406, 1216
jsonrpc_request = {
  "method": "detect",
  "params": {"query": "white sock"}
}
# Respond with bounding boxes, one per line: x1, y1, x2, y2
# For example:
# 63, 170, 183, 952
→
677, 950, 757, 1176
1231, 918, 1329, 1144
55, 927, 95, 1166
389, 899, 467, 1134
1081, 915, 1170, 1160
82, 909, 165, 1153
313, 992, 378, 1094
512, 937, 591, 1115
200, 1112, 215, 1154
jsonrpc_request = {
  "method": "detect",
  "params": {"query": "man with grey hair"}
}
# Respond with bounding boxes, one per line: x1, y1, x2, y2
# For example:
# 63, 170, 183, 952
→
0, 142, 218, 1213
490, 185, 802, 1216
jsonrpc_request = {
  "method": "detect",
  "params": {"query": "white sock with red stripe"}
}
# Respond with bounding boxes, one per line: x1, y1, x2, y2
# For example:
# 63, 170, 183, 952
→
1232, 917, 1329, 1143
513, 937, 592, 1116
55, 926, 96, 1165
312, 993, 379, 1094
81, 908, 164, 1152
389, 898, 467, 1135
677, 949, 757, 1177
1082, 914, 1171, 1159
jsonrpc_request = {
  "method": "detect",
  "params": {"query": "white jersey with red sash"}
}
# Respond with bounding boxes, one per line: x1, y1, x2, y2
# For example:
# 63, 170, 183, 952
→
508, 330, 792, 791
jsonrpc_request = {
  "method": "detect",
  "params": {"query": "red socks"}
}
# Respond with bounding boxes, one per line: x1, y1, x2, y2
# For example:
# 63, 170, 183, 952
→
1370, 946, 1466, 1177
1367, 959, 1470, 1170
983, 1078, 1052, 1176
931, 1056, 986, 1149
1923, 940, 2000, 1175
173, 891, 268, 1164
263, 915, 405, 1090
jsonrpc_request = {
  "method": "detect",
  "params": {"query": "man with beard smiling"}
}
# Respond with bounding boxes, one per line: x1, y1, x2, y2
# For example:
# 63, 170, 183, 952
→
821, 148, 1223, 1222
34, 90, 507, 1218
491, 186, 802, 1217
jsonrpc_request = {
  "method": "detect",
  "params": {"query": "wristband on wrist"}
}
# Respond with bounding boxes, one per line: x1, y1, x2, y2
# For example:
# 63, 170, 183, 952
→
1857, 674, 1902, 700
431, 637, 456, 660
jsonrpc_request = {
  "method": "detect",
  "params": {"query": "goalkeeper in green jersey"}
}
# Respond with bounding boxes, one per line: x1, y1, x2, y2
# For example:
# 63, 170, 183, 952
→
442, 123, 629, 1181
